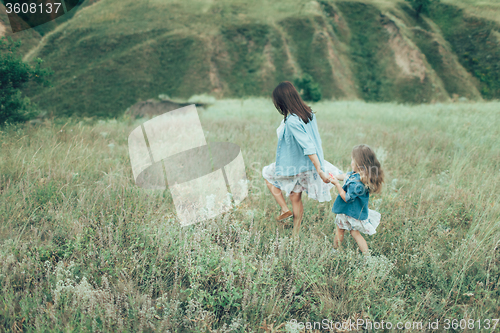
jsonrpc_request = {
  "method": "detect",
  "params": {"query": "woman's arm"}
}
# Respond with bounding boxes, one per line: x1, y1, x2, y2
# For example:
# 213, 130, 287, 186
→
308, 154, 329, 183
308, 154, 322, 173
287, 118, 317, 155
287, 117, 329, 183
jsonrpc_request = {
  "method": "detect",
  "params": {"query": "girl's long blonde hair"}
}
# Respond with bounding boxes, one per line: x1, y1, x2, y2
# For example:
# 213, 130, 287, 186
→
352, 144, 384, 194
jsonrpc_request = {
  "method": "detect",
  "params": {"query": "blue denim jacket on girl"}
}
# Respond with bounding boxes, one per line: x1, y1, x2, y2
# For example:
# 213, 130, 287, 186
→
275, 113, 325, 176
332, 171, 370, 220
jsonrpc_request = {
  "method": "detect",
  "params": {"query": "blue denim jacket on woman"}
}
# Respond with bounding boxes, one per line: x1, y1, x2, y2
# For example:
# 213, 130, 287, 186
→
332, 171, 370, 220
275, 112, 325, 176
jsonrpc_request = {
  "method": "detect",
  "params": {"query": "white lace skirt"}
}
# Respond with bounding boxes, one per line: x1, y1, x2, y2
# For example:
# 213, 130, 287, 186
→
262, 160, 342, 202
335, 209, 381, 235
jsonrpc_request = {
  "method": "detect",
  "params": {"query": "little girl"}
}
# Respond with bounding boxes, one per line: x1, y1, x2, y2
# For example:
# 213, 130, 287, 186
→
329, 144, 384, 254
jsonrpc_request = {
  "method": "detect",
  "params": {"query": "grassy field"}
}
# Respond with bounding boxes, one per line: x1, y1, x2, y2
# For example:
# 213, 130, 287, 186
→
1, 98, 499, 331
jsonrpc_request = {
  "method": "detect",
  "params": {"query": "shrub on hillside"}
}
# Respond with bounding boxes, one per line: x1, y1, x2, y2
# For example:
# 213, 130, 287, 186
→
0, 36, 53, 125
405, 0, 440, 18
294, 73, 322, 102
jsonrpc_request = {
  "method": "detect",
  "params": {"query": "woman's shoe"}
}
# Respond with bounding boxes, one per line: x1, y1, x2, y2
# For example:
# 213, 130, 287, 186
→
276, 210, 293, 221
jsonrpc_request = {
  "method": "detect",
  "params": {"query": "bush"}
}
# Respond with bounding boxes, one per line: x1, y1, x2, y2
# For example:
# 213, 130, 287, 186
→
0, 36, 53, 125
405, 0, 440, 18
294, 73, 322, 102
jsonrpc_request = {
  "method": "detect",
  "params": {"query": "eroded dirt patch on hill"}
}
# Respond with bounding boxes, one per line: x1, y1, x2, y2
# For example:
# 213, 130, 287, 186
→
384, 21, 426, 83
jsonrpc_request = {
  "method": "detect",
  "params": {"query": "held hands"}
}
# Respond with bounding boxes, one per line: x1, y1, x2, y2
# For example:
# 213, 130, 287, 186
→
328, 172, 340, 185
318, 170, 330, 184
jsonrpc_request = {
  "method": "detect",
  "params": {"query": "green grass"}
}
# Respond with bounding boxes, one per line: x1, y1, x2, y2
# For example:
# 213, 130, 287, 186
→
1, 99, 499, 331
217, 23, 272, 96
439, 0, 500, 25
336, 1, 392, 102
280, 15, 342, 99
428, 2, 500, 100
392, 2, 483, 101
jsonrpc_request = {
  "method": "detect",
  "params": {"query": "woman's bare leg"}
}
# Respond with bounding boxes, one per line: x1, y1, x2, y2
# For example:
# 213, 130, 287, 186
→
265, 179, 290, 214
290, 192, 303, 237
334, 225, 345, 249
349, 230, 369, 254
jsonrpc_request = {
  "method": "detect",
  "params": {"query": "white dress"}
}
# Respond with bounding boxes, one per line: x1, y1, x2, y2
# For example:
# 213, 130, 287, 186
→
335, 210, 381, 235
262, 120, 342, 202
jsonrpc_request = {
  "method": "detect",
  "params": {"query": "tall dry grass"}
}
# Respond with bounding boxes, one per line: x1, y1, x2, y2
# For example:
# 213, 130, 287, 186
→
0, 98, 499, 332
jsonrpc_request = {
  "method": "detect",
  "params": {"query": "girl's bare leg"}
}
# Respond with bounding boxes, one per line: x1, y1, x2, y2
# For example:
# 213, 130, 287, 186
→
349, 230, 369, 254
265, 179, 290, 214
334, 225, 345, 249
290, 192, 303, 237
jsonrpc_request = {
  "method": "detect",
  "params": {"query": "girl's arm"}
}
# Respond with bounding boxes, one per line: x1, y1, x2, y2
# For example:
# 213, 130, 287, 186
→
334, 173, 347, 181
331, 178, 364, 203
330, 177, 347, 201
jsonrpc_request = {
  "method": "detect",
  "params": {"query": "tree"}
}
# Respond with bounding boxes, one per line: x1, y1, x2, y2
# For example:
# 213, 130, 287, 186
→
405, 0, 439, 18
294, 73, 322, 102
0, 36, 53, 125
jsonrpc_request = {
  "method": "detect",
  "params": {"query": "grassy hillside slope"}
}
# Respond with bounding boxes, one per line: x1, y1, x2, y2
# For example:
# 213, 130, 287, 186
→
0, 99, 499, 330
0, 3, 41, 56
428, 3, 500, 100
19, 0, 500, 118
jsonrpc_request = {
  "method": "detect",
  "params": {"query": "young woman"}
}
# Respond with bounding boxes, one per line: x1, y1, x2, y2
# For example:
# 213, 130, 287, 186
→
262, 81, 341, 236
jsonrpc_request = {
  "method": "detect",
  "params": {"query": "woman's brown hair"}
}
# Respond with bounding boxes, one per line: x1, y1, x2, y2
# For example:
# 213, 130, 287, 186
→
272, 81, 314, 124
352, 144, 384, 194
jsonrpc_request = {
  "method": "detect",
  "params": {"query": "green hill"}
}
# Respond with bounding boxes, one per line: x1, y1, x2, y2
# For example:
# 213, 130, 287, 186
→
0, 3, 42, 56
18, 0, 500, 118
